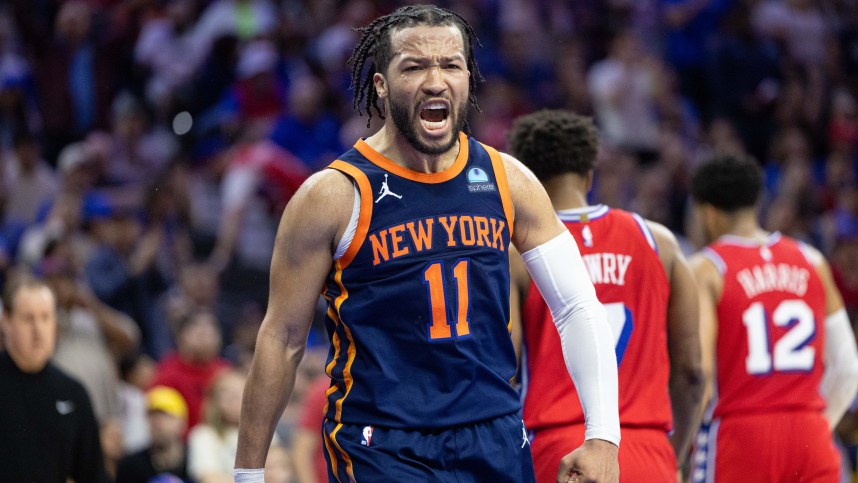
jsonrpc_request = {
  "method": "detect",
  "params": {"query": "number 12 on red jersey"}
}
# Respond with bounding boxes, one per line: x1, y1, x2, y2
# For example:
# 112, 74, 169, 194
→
742, 299, 816, 375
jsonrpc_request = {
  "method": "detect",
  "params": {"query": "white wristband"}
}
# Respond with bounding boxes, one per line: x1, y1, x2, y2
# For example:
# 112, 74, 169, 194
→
234, 468, 265, 483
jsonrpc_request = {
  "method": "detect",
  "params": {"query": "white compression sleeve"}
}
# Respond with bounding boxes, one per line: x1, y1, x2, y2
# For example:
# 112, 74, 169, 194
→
820, 308, 858, 428
521, 231, 620, 446
234, 468, 265, 483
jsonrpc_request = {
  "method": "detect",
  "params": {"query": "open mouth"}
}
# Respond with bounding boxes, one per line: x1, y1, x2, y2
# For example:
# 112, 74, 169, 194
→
419, 101, 450, 129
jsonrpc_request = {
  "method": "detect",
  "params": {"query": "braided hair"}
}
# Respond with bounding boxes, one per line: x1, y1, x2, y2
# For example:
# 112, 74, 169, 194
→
348, 4, 483, 127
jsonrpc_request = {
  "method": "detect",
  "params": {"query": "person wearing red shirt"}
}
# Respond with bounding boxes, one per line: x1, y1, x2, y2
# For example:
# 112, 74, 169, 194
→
152, 309, 230, 432
507, 110, 705, 482
689, 154, 858, 482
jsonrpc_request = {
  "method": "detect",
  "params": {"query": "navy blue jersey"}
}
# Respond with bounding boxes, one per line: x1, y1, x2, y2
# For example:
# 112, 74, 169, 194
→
322, 132, 519, 430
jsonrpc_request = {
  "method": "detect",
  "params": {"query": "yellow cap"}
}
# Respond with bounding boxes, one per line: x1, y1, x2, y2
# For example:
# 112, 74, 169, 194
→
146, 386, 188, 420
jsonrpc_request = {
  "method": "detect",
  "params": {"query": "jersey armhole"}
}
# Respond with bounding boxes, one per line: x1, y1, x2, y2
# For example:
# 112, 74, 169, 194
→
701, 247, 727, 276
480, 142, 515, 239
630, 212, 658, 254
334, 183, 360, 260
327, 161, 373, 269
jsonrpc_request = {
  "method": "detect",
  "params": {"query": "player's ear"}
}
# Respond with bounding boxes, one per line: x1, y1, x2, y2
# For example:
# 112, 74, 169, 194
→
373, 73, 388, 99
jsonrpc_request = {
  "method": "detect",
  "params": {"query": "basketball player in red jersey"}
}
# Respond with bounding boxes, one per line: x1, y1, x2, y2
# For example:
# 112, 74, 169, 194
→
507, 110, 705, 482
688, 154, 858, 482
235, 6, 620, 483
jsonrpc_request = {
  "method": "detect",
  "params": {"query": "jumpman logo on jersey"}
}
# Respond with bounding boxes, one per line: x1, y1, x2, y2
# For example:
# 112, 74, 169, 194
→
375, 174, 402, 203
521, 421, 530, 448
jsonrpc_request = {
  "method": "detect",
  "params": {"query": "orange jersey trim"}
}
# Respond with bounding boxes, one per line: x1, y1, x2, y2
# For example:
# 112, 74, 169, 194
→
327, 160, 373, 269
322, 429, 340, 481
353, 132, 469, 183
481, 142, 515, 239
325, 261, 357, 422
327, 422, 356, 482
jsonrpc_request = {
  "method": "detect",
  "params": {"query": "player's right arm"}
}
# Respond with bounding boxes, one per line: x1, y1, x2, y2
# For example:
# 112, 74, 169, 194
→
688, 252, 721, 417
648, 222, 704, 468
805, 246, 858, 429
235, 170, 353, 475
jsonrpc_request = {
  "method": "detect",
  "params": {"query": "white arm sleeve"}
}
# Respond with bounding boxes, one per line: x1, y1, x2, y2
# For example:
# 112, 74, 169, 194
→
820, 308, 858, 428
521, 231, 620, 446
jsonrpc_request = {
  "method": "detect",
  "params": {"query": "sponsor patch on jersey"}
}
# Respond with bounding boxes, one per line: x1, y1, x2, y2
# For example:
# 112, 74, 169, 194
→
467, 167, 496, 192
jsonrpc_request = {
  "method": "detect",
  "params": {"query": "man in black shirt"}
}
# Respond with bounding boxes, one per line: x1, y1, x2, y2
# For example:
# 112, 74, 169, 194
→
0, 277, 107, 482
116, 385, 192, 483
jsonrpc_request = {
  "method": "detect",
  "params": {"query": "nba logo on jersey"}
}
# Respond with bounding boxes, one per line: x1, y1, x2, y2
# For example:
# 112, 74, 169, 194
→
467, 167, 496, 192
582, 225, 594, 247
361, 426, 374, 446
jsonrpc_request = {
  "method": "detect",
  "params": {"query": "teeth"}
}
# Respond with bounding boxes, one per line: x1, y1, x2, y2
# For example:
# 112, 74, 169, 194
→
423, 102, 447, 110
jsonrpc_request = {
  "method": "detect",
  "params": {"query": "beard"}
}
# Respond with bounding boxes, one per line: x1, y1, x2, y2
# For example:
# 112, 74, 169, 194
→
388, 94, 468, 156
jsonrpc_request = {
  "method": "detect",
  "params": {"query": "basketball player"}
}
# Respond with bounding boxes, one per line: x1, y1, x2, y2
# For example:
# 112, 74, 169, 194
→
688, 154, 858, 482
234, 5, 620, 483
507, 110, 705, 482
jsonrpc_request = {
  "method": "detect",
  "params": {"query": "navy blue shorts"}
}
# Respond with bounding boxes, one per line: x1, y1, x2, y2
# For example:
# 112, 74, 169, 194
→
322, 412, 536, 482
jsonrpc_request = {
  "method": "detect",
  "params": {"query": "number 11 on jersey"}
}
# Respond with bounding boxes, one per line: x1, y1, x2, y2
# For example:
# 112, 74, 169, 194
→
423, 260, 471, 340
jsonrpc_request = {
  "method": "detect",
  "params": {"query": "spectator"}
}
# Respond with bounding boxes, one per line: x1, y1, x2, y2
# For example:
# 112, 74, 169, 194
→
134, 0, 204, 114
84, 199, 171, 358
292, 374, 330, 483
588, 28, 662, 162
265, 443, 295, 483
188, 369, 247, 482
2, 130, 59, 235
116, 385, 193, 483
0, 277, 107, 482
32, 1, 114, 160
43, 239, 141, 422
152, 309, 231, 431
119, 351, 157, 454
269, 74, 344, 171
101, 417, 125, 482
660, 0, 733, 118
709, 2, 781, 161
207, 136, 309, 277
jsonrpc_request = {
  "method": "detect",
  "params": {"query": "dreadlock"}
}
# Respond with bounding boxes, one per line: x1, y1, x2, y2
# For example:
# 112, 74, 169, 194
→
348, 4, 484, 128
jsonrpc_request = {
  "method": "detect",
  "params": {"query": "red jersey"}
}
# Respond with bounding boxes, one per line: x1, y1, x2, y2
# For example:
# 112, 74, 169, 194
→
522, 205, 672, 432
702, 233, 827, 419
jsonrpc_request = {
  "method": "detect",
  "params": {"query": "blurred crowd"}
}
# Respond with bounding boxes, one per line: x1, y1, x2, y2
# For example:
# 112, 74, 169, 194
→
0, 0, 856, 481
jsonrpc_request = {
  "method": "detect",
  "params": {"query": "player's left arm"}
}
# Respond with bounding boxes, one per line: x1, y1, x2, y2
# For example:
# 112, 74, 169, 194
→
806, 246, 858, 429
502, 152, 619, 483
646, 221, 704, 468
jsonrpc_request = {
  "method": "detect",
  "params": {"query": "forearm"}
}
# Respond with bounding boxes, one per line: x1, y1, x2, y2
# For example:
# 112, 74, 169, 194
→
821, 308, 858, 428
89, 301, 140, 357
236, 324, 306, 468
521, 231, 620, 445
558, 299, 620, 444
668, 368, 705, 465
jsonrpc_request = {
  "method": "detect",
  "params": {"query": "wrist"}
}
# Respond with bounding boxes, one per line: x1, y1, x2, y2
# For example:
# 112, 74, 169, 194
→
234, 468, 265, 483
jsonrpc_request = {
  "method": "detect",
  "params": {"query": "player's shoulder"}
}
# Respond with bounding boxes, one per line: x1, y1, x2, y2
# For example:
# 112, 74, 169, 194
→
290, 168, 353, 209
282, 168, 355, 236
495, 151, 542, 199
643, 219, 683, 252
782, 234, 826, 266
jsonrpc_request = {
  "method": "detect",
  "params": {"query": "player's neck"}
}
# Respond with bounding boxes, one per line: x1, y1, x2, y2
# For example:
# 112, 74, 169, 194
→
364, 127, 460, 173
543, 174, 589, 211
721, 216, 769, 243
